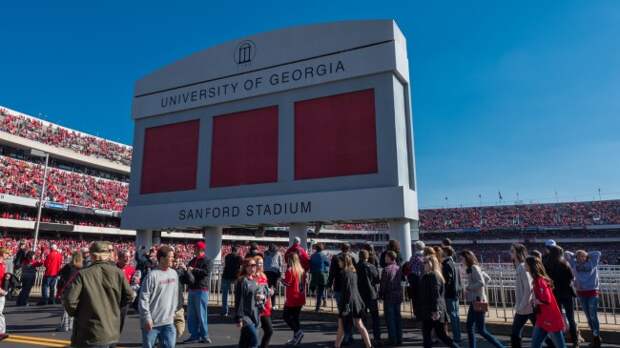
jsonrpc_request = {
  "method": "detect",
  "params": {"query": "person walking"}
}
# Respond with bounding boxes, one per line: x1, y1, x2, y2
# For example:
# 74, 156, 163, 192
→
0, 248, 9, 341
545, 245, 579, 347
526, 256, 567, 348
117, 249, 140, 333
56, 251, 83, 332
357, 249, 381, 344
254, 255, 274, 348
379, 250, 403, 346
441, 245, 462, 344
139, 245, 179, 348
183, 241, 213, 344
328, 243, 356, 345
221, 245, 243, 316
460, 250, 505, 348
334, 254, 373, 348
282, 252, 306, 345
235, 258, 260, 348
62, 242, 134, 348
566, 249, 603, 347
417, 255, 459, 348
263, 244, 283, 310
309, 243, 329, 312
16, 251, 37, 306
509, 243, 534, 348
39, 243, 63, 305
406, 241, 426, 315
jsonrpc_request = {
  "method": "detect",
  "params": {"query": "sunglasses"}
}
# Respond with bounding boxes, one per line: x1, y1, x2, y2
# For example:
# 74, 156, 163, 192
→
247, 264, 257, 267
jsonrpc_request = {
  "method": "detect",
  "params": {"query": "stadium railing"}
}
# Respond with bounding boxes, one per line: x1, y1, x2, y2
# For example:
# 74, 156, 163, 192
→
27, 262, 620, 327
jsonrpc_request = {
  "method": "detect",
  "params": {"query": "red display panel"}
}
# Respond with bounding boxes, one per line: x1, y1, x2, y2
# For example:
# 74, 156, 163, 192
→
210, 106, 279, 187
295, 89, 378, 180
140, 120, 200, 194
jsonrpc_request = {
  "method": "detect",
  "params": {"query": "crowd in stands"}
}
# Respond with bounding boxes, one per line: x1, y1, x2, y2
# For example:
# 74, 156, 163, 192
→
0, 205, 119, 228
0, 109, 132, 166
419, 200, 620, 232
0, 155, 128, 211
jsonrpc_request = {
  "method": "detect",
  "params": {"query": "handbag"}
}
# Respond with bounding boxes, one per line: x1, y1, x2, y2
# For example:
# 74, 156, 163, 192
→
473, 300, 489, 313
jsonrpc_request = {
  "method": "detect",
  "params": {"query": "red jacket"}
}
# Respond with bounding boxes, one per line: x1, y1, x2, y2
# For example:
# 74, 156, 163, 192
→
282, 268, 306, 307
256, 273, 272, 317
118, 264, 136, 284
533, 277, 565, 333
0, 262, 5, 290
43, 250, 63, 277
285, 244, 310, 271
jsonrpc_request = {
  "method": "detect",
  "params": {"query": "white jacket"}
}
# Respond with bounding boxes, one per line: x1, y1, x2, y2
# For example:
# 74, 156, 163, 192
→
514, 263, 533, 315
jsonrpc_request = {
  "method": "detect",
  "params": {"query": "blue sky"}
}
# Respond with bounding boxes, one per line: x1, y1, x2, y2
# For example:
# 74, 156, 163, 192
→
1, 1, 619, 208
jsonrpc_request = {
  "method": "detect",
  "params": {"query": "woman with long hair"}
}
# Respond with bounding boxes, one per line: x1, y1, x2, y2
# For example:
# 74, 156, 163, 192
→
544, 245, 579, 347
459, 250, 505, 348
56, 251, 83, 332
380, 250, 403, 346
417, 255, 459, 348
510, 243, 534, 348
253, 255, 274, 348
525, 256, 567, 348
335, 254, 373, 348
282, 253, 306, 345
235, 258, 260, 348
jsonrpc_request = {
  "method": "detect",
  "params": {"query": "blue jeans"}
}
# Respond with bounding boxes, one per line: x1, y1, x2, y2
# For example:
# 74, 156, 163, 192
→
221, 278, 233, 315
334, 291, 352, 341
384, 302, 402, 344
446, 298, 461, 343
531, 326, 566, 348
142, 323, 176, 348
239, 321, 259, 348
41, 276, 58, 304
187, 290, 209, 339
579, 296, 600, 336
466, 304, 505, 348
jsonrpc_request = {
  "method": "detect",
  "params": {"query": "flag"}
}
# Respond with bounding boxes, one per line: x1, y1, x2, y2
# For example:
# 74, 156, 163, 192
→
498, 191, 503, 200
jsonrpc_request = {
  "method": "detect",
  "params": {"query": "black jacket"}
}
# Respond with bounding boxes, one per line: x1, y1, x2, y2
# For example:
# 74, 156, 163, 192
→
442, 257, 460, 300
356, 261, 380, 302
187, 255, 212, 290
415, 272, 447, 322
222, 253, 243, 280
234, 276, 259, 326
328, 252, 356, 292
544, 258, 576, 299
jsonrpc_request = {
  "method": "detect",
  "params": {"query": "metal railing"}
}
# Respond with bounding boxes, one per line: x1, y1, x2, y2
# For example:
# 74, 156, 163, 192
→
28, 263, 620, 328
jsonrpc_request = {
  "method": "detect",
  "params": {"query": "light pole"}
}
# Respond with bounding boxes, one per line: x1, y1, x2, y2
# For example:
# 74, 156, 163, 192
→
31, 149, 49, 252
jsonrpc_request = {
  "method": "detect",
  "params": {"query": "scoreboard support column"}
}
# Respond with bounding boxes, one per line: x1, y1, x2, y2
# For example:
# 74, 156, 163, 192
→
136, 229, 153, 251
289, 223, 308, 249
204, 226, 223, 263
389, 220, 412, 262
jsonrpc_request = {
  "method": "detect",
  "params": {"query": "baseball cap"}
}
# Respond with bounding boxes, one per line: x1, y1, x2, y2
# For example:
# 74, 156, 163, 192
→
414, 240, 426, 251
196, 241, 206, 250
544, 239, 557, 248
294, 236, 301, 244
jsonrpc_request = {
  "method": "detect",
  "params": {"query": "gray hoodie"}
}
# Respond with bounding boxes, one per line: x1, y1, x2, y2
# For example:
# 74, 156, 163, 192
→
139, 267, 179, 328
514, 263, 533, 315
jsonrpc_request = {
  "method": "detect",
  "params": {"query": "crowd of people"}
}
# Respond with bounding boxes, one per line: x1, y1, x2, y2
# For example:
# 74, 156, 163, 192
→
0, 155, 128, 211
0, 236, 608, 348
0, 109, 132, 166
419, 200, 620, 232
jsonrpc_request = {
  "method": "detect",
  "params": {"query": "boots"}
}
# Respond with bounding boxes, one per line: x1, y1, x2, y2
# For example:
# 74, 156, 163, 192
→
588, 336, 602, 348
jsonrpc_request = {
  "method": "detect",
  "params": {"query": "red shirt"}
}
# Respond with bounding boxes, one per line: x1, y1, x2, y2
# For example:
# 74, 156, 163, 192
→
0, 262, 5, 290
533, 277, 565, 333
285, 244, 310, 271
256, 273, 272, 317
43, 250, 62, 277
118, 264, 136, 284
283, 268, 306, 307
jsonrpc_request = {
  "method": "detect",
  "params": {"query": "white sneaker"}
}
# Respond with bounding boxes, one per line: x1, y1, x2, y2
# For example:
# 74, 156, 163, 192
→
294, 330, 304, 345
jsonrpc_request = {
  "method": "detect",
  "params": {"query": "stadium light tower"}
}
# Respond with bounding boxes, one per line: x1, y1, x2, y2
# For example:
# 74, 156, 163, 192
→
31, 149, 49, 252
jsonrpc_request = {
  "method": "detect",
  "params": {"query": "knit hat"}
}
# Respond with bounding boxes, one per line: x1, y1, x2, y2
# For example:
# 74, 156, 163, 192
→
90, 241, 110, 254
196, 241, 206, 251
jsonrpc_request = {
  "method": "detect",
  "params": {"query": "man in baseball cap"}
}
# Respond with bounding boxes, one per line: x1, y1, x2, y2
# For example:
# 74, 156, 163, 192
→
184, 241, 212, 344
